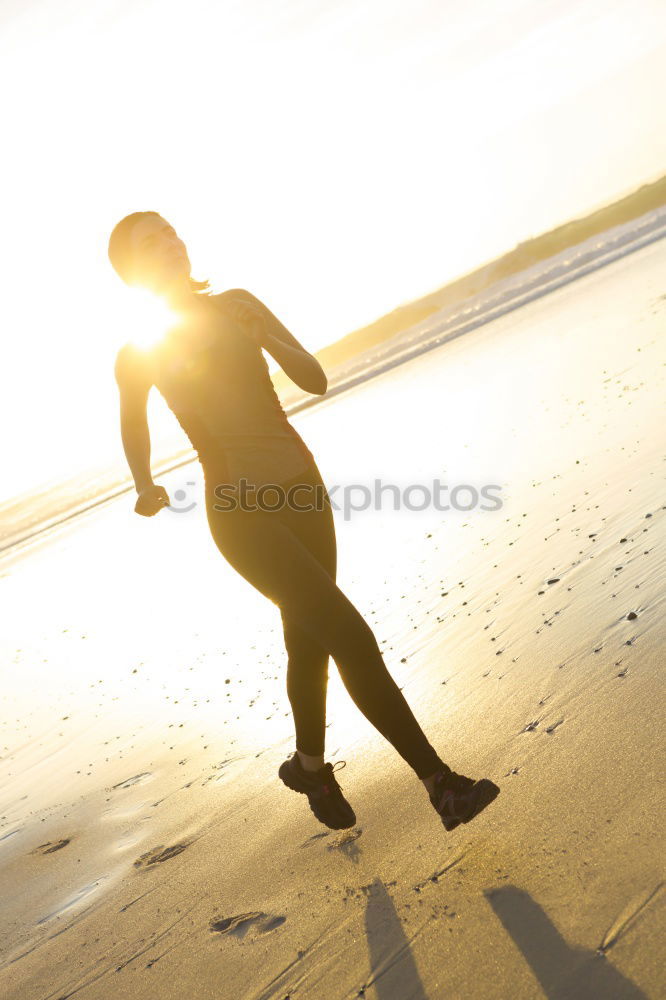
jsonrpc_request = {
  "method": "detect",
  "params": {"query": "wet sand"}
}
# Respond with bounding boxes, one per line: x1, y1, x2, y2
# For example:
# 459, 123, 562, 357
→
0, 238, 664, 999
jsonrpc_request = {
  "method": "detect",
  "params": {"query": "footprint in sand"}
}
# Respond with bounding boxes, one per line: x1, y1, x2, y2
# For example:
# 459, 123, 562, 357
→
133, 842, 190, 868
31, 838, 71, 855
209, 911, 286, 939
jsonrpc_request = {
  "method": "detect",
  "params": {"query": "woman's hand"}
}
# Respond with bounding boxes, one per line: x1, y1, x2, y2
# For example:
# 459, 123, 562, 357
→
134, 483, 171, 517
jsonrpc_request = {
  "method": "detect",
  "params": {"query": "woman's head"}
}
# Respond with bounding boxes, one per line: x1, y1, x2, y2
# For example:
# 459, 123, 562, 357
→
107, 212, 209, 296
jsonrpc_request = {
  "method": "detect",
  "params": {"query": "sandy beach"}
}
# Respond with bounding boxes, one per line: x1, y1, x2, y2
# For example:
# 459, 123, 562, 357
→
1, 236, 664, 999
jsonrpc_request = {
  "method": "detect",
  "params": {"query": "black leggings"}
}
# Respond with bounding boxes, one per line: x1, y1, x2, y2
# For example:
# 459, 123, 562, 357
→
203, 458, 444, 780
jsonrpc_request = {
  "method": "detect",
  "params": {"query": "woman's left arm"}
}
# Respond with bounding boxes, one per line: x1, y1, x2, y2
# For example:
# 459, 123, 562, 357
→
220, 288, 328, 395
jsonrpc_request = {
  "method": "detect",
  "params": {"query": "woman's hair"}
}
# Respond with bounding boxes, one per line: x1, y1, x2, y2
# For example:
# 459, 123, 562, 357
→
107, 211, 210, 292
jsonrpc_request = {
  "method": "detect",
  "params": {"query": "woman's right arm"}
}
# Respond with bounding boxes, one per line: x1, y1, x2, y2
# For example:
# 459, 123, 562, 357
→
114, 345, 170, 515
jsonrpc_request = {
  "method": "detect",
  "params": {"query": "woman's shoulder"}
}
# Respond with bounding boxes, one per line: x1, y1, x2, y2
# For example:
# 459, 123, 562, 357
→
209, 288, 264, 310
114, 341, 154, 387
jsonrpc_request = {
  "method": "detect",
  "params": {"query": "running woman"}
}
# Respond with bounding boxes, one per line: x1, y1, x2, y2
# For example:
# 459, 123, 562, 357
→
108, 211, 499, 832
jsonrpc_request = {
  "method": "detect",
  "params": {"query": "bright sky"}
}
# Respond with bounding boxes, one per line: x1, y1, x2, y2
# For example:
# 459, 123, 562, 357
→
2, 0, 665, 500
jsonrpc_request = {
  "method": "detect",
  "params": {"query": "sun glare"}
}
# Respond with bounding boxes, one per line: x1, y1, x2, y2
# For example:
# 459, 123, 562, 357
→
122, 288, 180, 350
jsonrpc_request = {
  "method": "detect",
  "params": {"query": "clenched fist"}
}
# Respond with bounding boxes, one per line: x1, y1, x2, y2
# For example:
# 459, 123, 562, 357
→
135, 483, 170, 517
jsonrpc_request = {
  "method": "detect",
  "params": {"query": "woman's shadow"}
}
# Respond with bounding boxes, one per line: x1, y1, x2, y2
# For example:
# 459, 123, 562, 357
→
362, 878, 428, 1000
357, 879, 648, 999
485, 885, 646, 999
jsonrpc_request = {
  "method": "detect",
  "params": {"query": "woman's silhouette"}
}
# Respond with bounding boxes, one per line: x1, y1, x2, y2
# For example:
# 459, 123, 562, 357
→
108, 211, 499, 831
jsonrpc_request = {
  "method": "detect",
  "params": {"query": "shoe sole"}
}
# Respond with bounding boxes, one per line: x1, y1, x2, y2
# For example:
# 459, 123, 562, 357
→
441, 779, 500, 832
278, 761, 357, 830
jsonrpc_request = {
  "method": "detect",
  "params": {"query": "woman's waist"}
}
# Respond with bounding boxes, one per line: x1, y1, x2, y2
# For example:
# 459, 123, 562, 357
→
200, 435, 316, 486
202, 428, 308, 446
199, 429, 313, 464
203, 455, 330, 516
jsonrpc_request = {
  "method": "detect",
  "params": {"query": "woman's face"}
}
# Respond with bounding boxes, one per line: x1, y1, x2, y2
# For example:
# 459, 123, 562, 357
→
128, 215, 192, 293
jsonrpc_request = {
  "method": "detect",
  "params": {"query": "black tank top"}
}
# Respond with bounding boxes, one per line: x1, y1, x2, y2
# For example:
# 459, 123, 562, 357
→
147, 294, 314, 485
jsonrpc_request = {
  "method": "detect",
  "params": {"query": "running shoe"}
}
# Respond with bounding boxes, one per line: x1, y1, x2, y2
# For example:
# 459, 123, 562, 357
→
429, 765, 500, 831
278, 753, 356, 830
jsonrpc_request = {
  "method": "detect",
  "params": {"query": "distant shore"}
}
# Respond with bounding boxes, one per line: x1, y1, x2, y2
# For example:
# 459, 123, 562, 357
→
273, 173, 666, 406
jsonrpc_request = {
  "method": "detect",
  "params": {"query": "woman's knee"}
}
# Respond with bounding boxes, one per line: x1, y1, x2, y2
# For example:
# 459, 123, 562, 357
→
285, 584, 380, 661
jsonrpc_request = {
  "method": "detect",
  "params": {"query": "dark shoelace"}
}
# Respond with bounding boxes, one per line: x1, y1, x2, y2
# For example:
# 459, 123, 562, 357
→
320, 760, 347, 795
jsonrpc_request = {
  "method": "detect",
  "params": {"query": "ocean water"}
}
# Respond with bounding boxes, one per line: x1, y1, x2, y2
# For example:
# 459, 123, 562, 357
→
1, 205, 665, 561
297, 205, 666, 408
